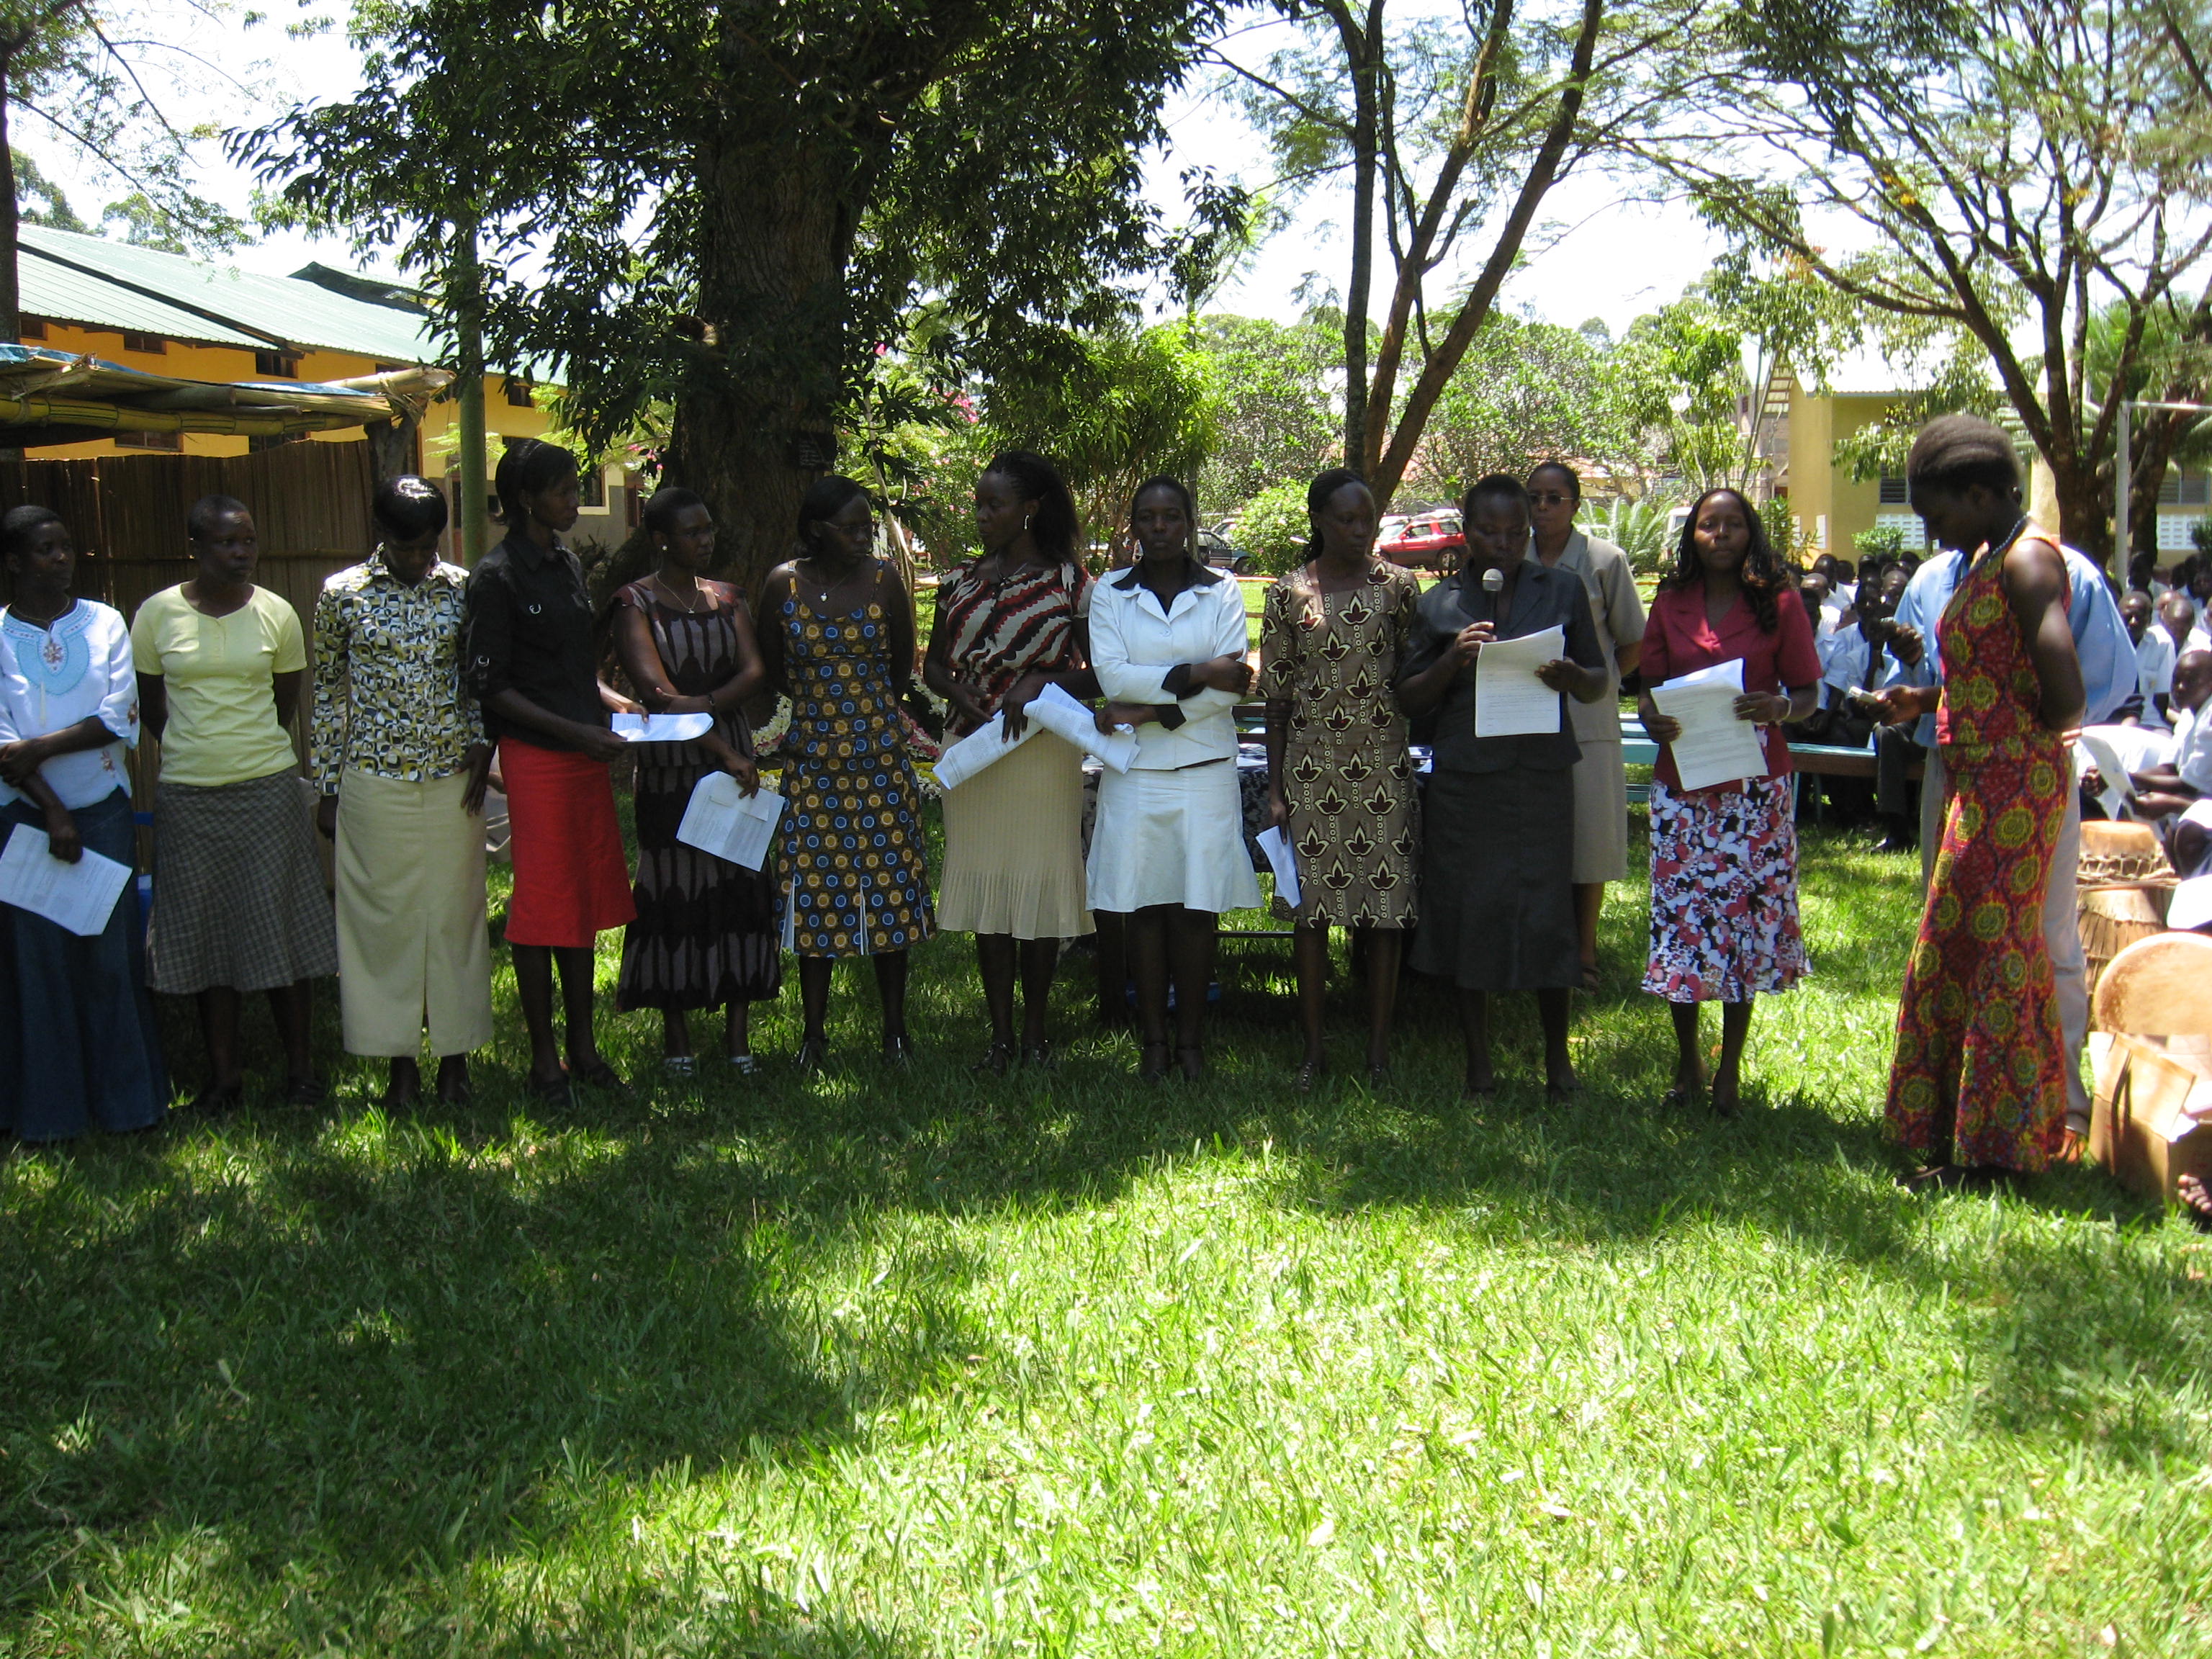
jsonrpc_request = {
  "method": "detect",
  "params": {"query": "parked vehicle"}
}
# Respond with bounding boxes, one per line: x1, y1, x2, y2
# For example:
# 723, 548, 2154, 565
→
1197, 527, 1256, 575
1377, 511, 1465, 570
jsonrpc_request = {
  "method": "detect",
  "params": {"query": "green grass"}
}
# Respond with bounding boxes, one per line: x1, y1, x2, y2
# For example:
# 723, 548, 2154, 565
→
4, 817, 2209, 1656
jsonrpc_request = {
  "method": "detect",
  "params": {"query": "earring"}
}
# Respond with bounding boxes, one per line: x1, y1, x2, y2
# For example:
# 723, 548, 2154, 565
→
1025, 514, 1034, 531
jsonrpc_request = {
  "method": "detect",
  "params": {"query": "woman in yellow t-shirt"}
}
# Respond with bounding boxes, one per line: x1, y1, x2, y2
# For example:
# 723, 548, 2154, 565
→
132, 495, 338, 1111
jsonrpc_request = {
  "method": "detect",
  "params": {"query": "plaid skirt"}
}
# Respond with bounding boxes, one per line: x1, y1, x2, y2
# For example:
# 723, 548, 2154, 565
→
146, 768, 338, 995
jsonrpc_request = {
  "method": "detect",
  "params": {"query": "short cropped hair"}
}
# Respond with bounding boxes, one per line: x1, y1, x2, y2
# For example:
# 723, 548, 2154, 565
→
1905, 415, 2021, 497
187, 494, 249, 541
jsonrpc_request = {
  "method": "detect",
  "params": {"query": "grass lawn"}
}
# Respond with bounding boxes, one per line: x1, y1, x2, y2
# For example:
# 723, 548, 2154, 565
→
3, 814, 2208, 1656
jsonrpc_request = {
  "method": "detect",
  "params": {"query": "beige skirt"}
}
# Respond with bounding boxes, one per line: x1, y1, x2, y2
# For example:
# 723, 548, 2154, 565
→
334, 768, 494, 1057
938, 730, 1093, 939
1570, 737, 1630, 884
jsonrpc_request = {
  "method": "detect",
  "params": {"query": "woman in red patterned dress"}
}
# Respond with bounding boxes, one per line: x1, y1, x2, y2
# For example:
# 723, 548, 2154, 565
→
923, 451, 1097, 1073
1876, 417, 2084, 1190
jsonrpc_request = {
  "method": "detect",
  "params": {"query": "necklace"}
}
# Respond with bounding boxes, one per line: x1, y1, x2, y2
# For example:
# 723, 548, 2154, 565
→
651, 572, 706, 615
797, 554, 863, 602
1974, 515, 2032, 571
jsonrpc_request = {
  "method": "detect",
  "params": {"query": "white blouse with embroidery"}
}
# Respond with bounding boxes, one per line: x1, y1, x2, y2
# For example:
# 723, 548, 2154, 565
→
0, 600, 140, 809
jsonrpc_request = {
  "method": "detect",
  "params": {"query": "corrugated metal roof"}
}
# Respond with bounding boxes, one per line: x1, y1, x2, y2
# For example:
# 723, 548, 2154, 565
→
20, 238, 266, 348
18, 225, 444, 363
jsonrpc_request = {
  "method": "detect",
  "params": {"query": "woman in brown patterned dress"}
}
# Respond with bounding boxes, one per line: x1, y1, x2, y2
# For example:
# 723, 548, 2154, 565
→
608, 489, 782, 1074
1262, 469, 1422, 1087
923, 451, 1095, 1072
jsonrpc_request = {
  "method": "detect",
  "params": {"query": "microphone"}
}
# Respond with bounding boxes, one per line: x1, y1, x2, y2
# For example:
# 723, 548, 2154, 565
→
1481, 567, 1505, 594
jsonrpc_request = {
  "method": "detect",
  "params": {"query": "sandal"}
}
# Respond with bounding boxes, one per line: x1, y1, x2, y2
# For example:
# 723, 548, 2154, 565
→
528, 1070, 572, 1107
189, 1082, 245, 1117
283, 1077, 326, 1108
969, 1043, 1012, 1078
1138, 1042, 1170, 1083
1020, 1041, 1054, 1071
1176, 1045, 1205, 1082
1292, 1058, 1324, 1092
795, 1036, 830, 1074
662, 1055, 697, 1078
727, 1053, 758, 1076
568, 1056, 627, 1094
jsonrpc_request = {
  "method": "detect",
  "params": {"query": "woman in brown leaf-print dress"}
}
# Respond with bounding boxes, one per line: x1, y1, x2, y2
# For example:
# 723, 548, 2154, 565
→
607, 490, 782, 1074
1261, 469, 1422, 1087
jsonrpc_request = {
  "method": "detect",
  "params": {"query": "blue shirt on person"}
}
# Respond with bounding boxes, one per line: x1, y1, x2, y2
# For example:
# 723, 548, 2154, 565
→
1884, 541, 2137, 745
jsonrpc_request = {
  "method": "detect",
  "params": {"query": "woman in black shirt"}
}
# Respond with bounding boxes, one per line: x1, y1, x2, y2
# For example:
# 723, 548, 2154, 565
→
463, 439, 636, 1102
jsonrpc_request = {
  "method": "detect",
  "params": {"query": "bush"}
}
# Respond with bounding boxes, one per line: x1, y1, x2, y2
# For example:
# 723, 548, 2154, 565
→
1236, 482, 1312, 575
1853, 524, 1906, 562
1593, 496, 1677, 574
2191, 518, 2212, 557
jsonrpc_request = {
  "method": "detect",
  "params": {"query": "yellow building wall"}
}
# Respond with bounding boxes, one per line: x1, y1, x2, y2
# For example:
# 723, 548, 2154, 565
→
1784, 381, 1916, 559
19, 319, 626, 537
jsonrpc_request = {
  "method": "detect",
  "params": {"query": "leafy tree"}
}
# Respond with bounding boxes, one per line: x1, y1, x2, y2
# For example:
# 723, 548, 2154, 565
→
1190, 311, 1341, 516
982, 323, 1220, 557
0, 0, 250, 341
1235, 480, 1313, 573
1217, 0, 1708, 500
1402, 308, 1639, 503
14, 146, 85, 230
253, 0, 1241, 586
1676, 0, 2212, 565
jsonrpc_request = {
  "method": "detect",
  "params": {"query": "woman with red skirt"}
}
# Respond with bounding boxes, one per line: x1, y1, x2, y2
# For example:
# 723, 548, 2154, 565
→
463, 439, 637, 1103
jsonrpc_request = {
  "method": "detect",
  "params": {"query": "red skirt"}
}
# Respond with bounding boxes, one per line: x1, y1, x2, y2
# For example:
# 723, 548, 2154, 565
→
500, 737, 637, 948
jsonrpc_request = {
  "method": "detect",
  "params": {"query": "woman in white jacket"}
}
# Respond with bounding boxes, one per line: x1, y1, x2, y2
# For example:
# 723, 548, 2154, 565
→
1089, 475, 1259, 1080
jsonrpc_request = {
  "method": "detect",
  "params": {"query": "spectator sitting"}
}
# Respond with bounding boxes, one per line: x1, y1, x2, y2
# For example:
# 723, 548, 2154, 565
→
2125, 589, 2173, 729
2128, 649, 2212, 820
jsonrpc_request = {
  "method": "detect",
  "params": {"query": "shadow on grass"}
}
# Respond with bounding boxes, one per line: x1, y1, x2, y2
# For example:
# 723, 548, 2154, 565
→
4, 824, 2201, 1644
0, 1112, 986, 1636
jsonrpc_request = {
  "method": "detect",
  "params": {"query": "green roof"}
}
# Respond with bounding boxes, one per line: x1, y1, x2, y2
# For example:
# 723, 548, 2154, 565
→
19, 225, 444, 364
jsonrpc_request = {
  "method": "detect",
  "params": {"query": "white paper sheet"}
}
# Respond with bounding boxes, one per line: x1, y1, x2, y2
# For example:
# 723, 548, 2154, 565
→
612, 711, 715, 743
1473, 625, 1565, 738
933, 682, 1138, 791
1255, 824, 1301, 909
675, 775, 784, 869
932, 711, 1036, 791
0, 822, 132, 937
1027, 681, 1138, 773
2072, 728, 2144, 822
1650, 658, 1768, 793
2168, 874, 2212, 932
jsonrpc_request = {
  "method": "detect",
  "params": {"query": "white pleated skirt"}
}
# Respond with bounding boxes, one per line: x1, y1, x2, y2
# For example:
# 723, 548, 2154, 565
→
1086, 760, 1263, 915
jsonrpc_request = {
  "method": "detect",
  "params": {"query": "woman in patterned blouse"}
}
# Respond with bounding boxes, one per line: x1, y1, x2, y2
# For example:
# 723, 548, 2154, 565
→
923, 451, 1096, 1073
312, 476, 495, 1108
1260, 469, 1421, 1087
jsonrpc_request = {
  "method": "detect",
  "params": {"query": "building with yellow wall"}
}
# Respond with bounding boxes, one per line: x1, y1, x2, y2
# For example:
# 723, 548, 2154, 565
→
14, 224, 635, 541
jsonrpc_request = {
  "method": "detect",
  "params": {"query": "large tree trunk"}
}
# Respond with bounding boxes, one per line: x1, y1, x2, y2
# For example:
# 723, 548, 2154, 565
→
0, 54, 19, 346
667, 124, 860, 598
2046, 446, 2109, 570
1328, 0, 1383, 477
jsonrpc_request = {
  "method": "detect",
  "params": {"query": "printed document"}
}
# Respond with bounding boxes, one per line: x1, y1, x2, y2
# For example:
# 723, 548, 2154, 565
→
675, 775, 784, 869
1254, 824, 1301, 909
1650, 659, 1767, 792
0, 822, 132, 937
612, 711, 715, 743
934, 682, 1138, 791
1473, 626, 1565, 738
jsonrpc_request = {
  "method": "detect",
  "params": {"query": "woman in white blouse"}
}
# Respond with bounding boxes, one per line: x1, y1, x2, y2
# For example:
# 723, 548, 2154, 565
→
1088, 475, 1258, 1080
0, 506, 166, 1140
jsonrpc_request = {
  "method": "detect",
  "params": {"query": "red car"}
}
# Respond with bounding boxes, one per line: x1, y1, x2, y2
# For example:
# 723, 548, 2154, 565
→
1377, 512, 1464, 570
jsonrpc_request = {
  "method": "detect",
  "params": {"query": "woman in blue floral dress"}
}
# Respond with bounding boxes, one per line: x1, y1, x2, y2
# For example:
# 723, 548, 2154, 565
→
757, 475, 934, 1069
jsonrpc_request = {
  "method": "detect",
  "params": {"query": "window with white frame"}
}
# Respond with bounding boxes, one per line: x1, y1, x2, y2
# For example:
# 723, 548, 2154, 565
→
1875, 512, 1928, 548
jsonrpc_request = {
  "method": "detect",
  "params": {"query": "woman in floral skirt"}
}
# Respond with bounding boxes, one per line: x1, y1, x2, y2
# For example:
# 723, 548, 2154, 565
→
1637, 487, 1822, 1118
